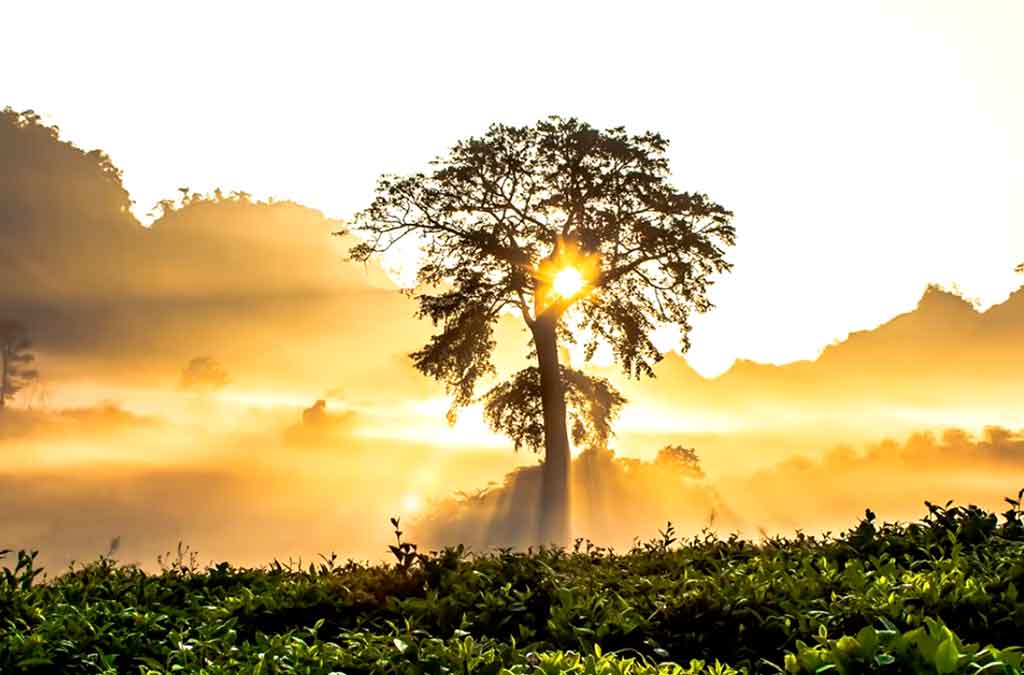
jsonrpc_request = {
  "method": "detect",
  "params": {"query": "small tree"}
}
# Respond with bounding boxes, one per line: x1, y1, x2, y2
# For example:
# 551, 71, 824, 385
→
655, 445, 705, 479
180, 356, 229, 391
0, 320, 39, 409
347, 117, 735, 544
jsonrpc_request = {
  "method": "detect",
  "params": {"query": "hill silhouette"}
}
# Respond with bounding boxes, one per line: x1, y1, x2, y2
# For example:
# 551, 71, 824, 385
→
0, 108, 430, 396
622, 283, 1024, 413
0, 108, 140, 304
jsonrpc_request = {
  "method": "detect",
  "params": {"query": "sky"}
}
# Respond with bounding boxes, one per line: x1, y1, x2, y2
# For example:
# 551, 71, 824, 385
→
4, 1, 1023, 376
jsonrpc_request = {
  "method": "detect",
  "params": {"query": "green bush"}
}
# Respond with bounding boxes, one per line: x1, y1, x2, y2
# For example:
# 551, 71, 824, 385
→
2, 492, 1022, 673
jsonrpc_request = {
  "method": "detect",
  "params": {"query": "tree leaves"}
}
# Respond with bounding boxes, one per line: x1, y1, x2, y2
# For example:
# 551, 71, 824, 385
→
348, 116, 735, 414
0, 319, 40, 408
4, 498, 1024, 673
480, 366, 626, 453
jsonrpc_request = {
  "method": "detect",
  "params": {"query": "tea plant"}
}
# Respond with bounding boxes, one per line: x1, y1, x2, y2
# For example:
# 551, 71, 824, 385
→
2, 493, 1023, 673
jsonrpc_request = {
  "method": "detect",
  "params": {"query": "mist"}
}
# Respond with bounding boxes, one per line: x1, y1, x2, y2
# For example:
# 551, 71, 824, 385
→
0, 400, 529, 572
4, 391, 1020, 573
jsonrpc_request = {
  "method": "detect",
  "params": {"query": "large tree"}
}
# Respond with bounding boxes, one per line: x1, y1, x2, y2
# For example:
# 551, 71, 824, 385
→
347, 117, 735, 544
0, 320, 39, 409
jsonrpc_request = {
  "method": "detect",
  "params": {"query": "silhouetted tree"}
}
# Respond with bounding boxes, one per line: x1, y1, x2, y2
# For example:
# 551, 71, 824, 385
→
180, 356, 229, 391
655, 445, 705, 479
347, 117, 735, 544
482, 366, 627, 452
1, 107, 139, 306
0, 320, 39, 409
303, 399, 330, 427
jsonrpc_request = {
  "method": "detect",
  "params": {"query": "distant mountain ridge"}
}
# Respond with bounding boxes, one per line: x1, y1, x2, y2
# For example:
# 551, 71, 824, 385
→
626, 284, 1024, 411
816, 284, 1023, 363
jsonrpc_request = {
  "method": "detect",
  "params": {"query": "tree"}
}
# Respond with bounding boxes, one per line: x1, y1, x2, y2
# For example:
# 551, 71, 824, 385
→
481, 366, 627, 455
2, 107, 140, 321
347, 117, 735, 544
0, 320, 39, 409
655, 445, 705, 479
180, 356, 230, 391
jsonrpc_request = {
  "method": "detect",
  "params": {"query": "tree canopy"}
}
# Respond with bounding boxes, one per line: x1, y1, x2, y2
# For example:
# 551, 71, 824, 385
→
0, 320, 39, 409
348, 117, 735, 543
481, 365, 627, 453
349, 116, 735, 401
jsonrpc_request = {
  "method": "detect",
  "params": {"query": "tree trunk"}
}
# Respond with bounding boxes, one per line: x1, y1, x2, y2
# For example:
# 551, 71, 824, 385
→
532, 315, 571, 546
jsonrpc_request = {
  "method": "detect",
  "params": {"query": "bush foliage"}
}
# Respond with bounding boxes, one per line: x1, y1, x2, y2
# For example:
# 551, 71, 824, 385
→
2, 493, 1023, 673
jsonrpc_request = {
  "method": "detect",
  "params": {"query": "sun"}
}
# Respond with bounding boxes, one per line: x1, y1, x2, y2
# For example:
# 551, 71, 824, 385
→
552, 266, 586, 298
537, 238, 601, 307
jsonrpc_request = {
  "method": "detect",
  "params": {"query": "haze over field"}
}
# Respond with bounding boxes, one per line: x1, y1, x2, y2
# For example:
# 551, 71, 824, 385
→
2, 2, 1023, 571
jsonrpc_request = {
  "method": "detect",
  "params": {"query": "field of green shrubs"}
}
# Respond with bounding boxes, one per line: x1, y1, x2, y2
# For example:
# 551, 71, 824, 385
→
3, 493, 1024, 674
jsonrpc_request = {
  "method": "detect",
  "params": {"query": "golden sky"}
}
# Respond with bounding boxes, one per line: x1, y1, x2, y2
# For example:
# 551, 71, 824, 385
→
5, 1, 1023, 376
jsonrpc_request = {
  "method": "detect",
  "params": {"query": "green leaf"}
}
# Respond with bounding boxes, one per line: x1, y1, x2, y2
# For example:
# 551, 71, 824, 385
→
17, 658, 54, 667
135, 656, 166, 670
856, 626, 878, 655
836, 636, 859, 655
934, 637, 959, 674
